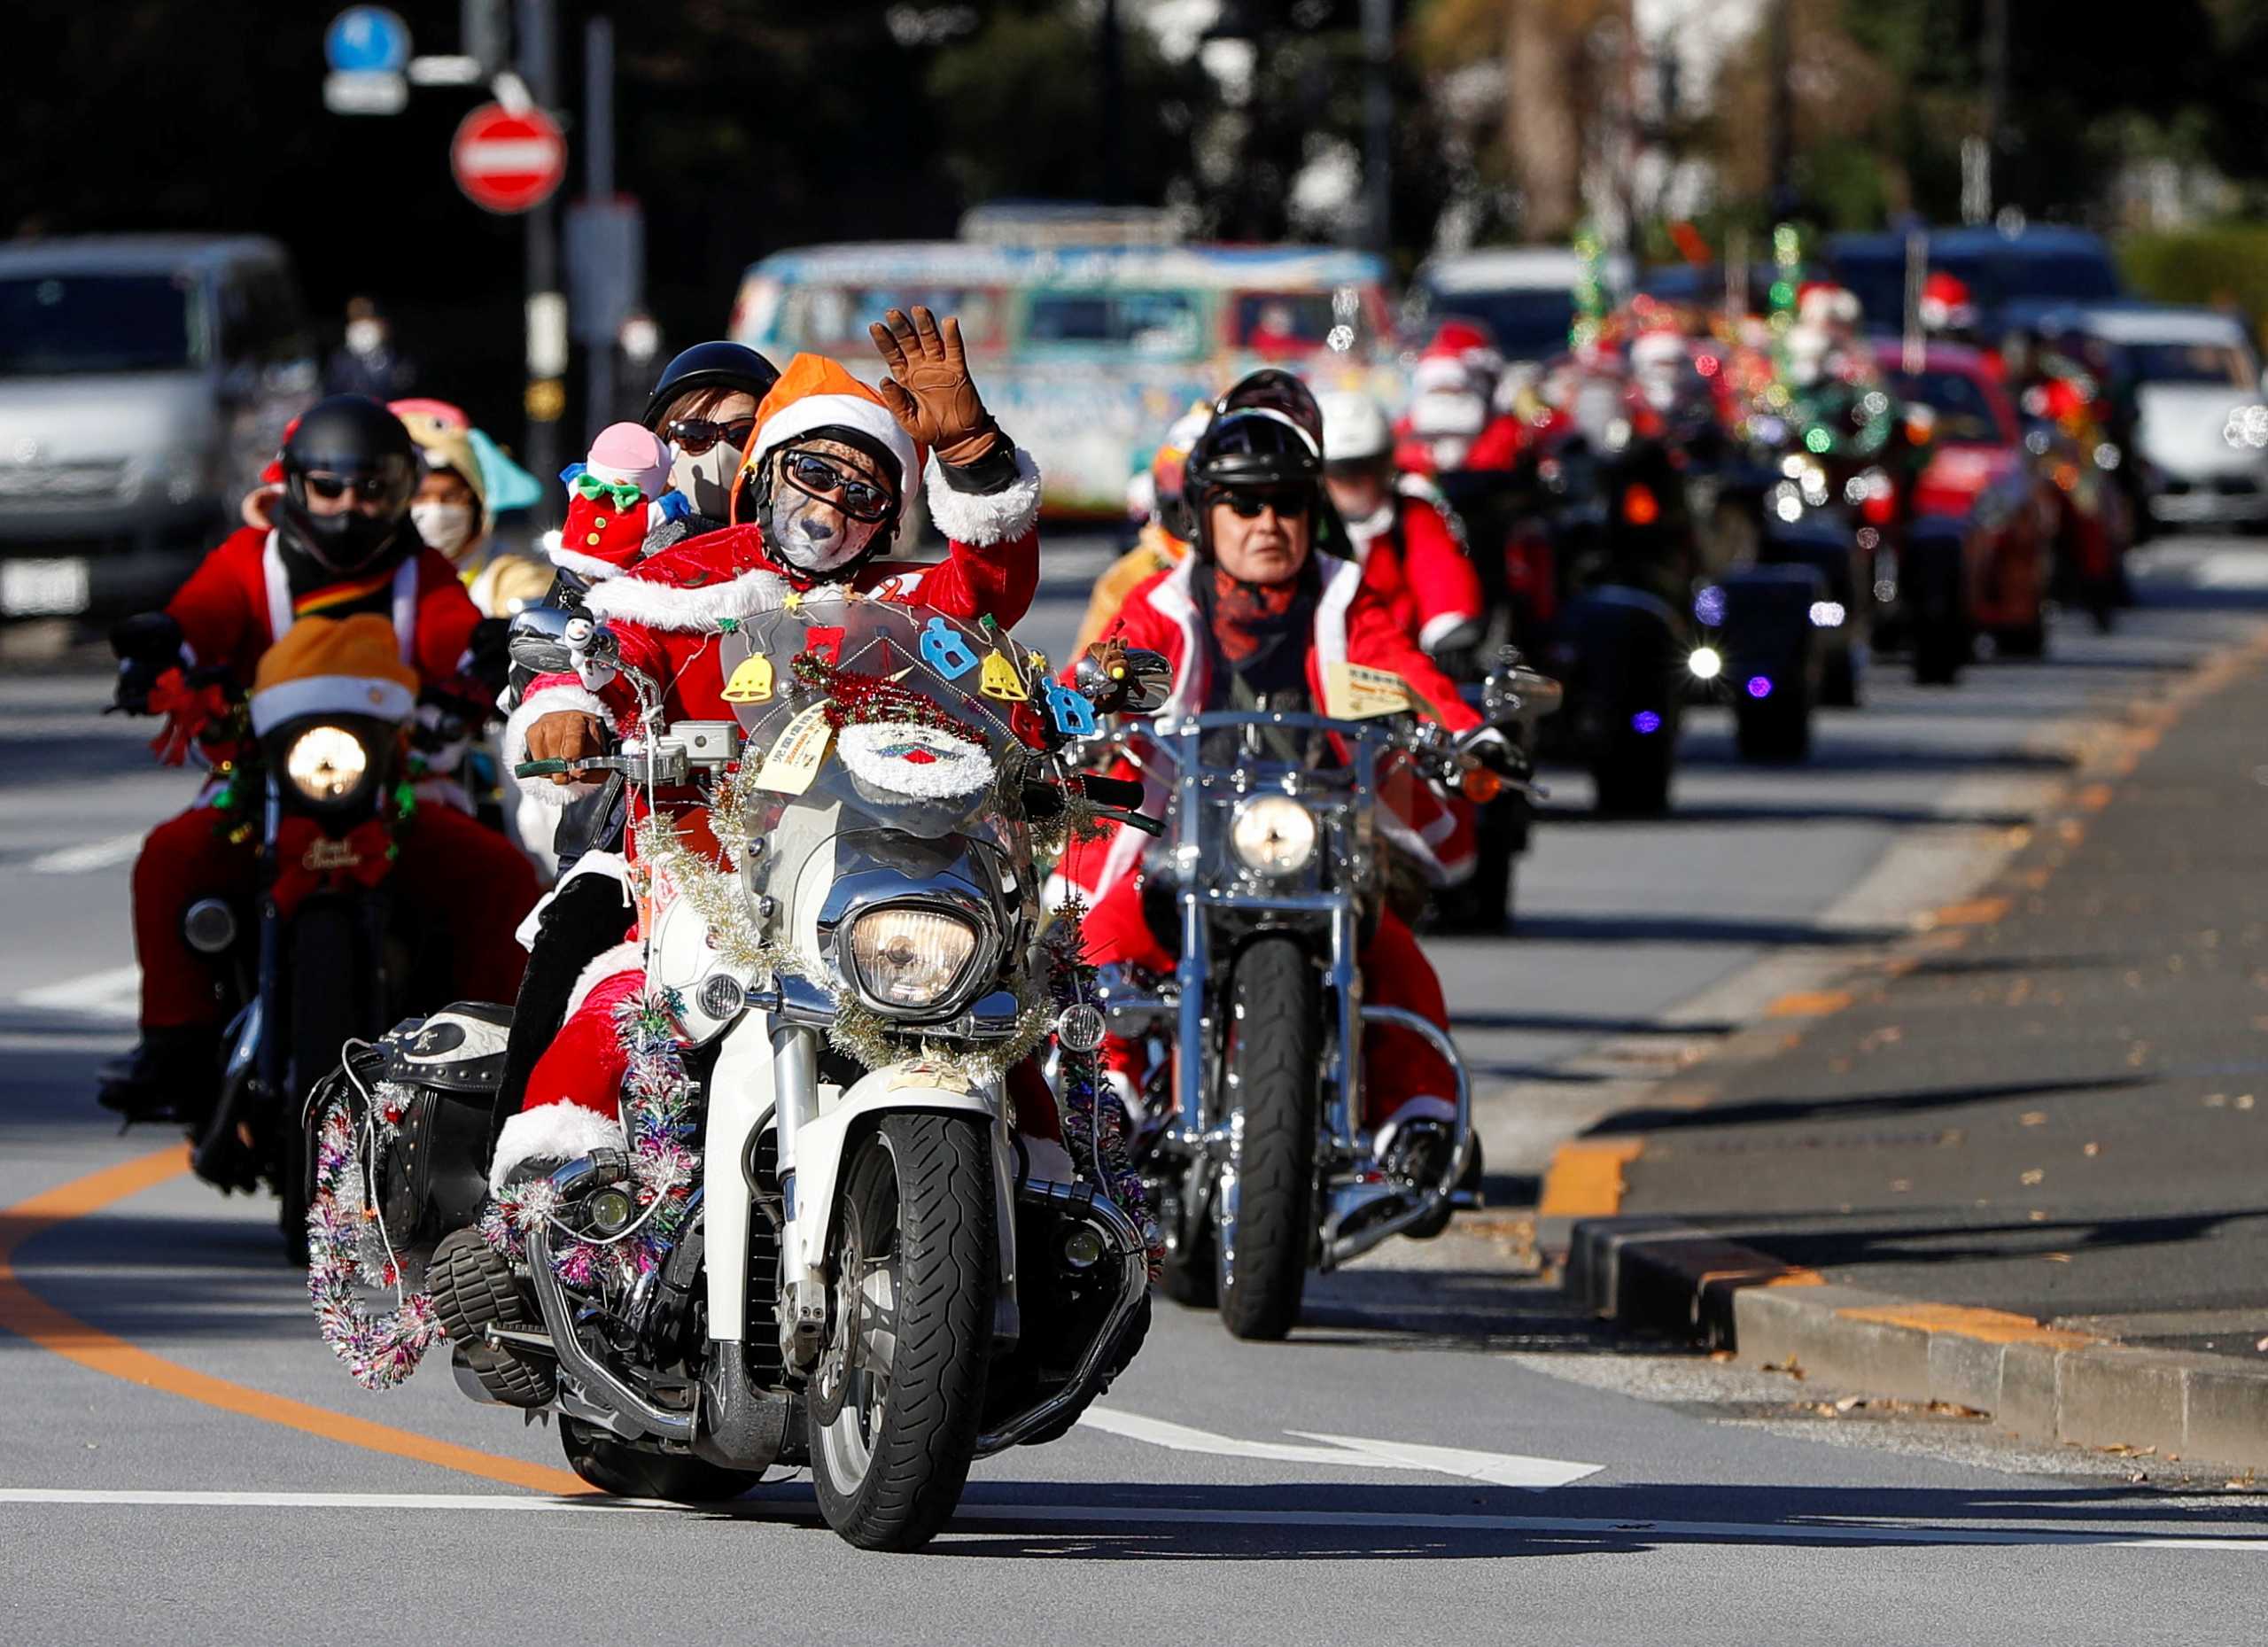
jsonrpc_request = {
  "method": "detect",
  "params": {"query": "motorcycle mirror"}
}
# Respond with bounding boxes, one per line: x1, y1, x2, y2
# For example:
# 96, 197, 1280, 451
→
507, 605, 575, 676
1482, 664, 1563, 724
1074, 643, 1173, 715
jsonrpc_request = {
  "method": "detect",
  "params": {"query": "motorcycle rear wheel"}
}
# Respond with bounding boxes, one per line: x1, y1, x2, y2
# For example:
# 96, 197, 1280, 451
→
1215, 936, 1319, 1342
558, 1417, 762, 1503
808, 1113, 995, 1551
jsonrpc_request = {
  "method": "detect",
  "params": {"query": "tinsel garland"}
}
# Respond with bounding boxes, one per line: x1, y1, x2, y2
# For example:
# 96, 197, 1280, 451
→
824, 977, 1055, 1084
305, 1084, 447, 1390
632, 809, 804, 983
479, 991, 700, 1297
1041, 898, 1160, 1273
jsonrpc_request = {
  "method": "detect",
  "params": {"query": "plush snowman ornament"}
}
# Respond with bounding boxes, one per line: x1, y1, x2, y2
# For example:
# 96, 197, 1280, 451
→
555, 423, 676, 583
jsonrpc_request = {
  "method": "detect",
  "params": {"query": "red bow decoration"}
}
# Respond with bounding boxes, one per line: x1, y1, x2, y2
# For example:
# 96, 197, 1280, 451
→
269, 816, 395, 917
145, 667, 233, 767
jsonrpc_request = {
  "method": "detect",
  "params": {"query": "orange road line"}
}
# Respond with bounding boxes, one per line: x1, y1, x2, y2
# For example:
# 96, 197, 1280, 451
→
1931, 897, 2009, 928
0, 1144, 592, 1496
1765, 989, 1852, 1018
1836, 1301, 2093, 1350
1537, 1138, 1643, 1218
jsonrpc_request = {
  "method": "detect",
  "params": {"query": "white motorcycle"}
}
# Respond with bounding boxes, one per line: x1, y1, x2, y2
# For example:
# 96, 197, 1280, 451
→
302, 600, 1164, 1550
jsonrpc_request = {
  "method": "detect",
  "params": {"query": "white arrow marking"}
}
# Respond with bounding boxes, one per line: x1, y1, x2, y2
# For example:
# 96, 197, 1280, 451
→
1, 1490, 2262, 1551
27, 834, 142, 874
1077, 1406, 1599, 1489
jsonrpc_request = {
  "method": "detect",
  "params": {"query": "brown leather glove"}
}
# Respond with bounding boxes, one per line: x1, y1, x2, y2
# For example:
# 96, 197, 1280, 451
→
869, 306, 998, 469
524, 710, 607, 786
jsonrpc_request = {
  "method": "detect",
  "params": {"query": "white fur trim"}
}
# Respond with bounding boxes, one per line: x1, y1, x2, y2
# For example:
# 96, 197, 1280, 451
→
1419, 609, 1482, 654
924, 447, 1042, 547
584, 564, 794, 633
1313, 554, 1362, 674
248, 673, 415, 734
565, 938, 647, 1018
502, 681, 612, 804
755, 393, 920, 497
837, 721, 996, 800
512, 850, 629, 949
548, 540, 626, 581
489, 1101, 626, 1196
1022, 1137, 1076, 1184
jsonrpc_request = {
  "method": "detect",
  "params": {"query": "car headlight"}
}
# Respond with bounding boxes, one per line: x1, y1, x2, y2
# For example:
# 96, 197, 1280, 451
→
1231, 795, 1317, 876
284, 725, 370, 803
1688, 645, 1724, 681
847, 905, 980, 1011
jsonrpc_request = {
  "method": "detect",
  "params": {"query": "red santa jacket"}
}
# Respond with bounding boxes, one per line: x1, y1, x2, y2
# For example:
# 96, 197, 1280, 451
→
1344, 479, 1485, 654
503, 452, 1044, 803
1052, 550, 1482, 905
166, 524, 484, 690
1394, 411, 1526, 479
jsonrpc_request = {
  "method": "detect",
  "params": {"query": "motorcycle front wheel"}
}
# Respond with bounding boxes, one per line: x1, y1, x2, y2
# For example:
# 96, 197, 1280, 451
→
1215, 935, 1319, 1342
809, 1113, 996, 1550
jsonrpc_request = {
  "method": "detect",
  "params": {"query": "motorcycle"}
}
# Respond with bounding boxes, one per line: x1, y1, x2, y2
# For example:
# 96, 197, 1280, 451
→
306, 599, 1163, 1550
1097, 656, 1558, 1340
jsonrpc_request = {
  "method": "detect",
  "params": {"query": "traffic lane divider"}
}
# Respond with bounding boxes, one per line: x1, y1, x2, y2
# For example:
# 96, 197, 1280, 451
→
0, 1143, 594, 1496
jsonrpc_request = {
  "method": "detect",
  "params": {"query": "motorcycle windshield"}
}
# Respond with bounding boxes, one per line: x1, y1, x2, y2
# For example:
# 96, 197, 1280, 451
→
716, 597, 1040, 842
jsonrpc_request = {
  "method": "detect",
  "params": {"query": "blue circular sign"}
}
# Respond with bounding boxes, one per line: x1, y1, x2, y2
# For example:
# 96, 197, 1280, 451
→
325, 6, 411, 74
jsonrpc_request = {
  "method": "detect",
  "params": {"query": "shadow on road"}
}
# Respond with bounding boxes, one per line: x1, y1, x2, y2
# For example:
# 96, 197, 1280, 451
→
1584, 1070, 2150, 1137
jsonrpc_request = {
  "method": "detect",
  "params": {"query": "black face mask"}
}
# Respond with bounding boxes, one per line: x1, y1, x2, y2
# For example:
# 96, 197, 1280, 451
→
278, 491, 408, 577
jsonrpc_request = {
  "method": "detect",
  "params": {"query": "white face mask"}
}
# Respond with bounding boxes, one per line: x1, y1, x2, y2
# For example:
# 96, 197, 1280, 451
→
345, 318, 386, 357
764, 490, 883, 576
411, 501, 477, 558
670, 443, 739, 521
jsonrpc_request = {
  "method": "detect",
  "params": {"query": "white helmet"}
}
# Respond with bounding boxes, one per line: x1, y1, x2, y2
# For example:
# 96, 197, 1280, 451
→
1318, 390, 1394, 465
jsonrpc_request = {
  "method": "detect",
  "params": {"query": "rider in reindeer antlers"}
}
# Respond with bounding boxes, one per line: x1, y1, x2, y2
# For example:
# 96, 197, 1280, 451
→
99, 396, 541, 1125
487, 307, 1045, 1190
1067, 370, 1507, 1191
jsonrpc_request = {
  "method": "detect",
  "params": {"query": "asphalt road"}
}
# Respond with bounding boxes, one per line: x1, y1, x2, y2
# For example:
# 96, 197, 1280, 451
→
4, 539, 2267, 1645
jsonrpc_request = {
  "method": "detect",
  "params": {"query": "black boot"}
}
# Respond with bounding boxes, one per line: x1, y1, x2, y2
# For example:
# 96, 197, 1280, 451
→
97, 1025, 221, 1127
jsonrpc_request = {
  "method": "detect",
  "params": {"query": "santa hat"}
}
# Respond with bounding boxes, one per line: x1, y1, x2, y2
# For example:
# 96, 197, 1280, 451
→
249, 612, 418, 735
1796, 281, 1860, 326
1919, 270, 1974, 330
584, 422, 672, 495
1425, 318, 1504, 380
734, 353, 920, 507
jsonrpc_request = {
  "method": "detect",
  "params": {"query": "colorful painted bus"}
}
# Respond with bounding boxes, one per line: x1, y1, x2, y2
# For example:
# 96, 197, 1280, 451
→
727, 241, 1402, 517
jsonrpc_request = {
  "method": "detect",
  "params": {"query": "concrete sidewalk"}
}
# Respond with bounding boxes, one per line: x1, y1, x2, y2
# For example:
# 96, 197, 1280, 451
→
1561, 631, 2268, 1469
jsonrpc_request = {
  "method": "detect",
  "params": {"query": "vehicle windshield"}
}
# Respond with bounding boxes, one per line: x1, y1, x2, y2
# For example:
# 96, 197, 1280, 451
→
1887, 369, 2010, 446
2127, 340, 2256, 389
780, 284, 1001, 351
0, 271, 204, 376
1023, 289, 1201, 359
1232, 289, 1363, 355
1426, 290, 1573, 362
718, 599, 1040, 842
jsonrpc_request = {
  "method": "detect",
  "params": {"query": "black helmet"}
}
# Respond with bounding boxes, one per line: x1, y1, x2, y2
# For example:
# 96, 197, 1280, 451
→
277, 395, 419, 575
641, 341, 782, 430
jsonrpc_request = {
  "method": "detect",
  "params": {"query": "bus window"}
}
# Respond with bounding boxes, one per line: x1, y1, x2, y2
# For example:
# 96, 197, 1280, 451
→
781, 285, 1000, 351
1023, 290, 1200, 359
1232, 286, 1370, 359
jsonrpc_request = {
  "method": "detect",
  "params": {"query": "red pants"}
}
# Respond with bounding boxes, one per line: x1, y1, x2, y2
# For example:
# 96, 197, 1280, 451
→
133, 802, 540, 1029
1079, 875, 1456, 1130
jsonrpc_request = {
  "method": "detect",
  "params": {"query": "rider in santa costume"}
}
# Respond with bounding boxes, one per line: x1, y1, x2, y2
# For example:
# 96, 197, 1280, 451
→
490, 307, 1046, 1189
102, 396, 540, 1123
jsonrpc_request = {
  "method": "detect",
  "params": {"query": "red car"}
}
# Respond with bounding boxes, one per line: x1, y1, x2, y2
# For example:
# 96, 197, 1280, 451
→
1874, 341, 2055, 678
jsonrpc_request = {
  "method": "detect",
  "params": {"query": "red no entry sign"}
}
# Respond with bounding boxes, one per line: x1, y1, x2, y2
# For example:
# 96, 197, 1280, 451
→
451, 103, 567, 214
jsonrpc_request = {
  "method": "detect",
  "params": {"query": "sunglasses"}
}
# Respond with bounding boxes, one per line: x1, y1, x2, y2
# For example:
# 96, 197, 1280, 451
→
664, 416, 757, 456
779, 450, 895, 523
303, 471, 400, 502
1216, 486, 1311, 520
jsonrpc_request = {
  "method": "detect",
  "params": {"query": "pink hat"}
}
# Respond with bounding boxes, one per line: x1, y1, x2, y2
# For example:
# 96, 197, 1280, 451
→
586, 422, 672, 495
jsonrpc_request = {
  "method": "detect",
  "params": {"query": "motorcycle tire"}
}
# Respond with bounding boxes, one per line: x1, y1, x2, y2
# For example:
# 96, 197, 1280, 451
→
809, 1113, 995, 1551
1911, 621, 1969, 687
558, 1417, 763, 1503
283, 902, 367, 1263
1992, 618, 2047, 659
1820, 646, 1860, 709
1591, 728, 1674, 817
1215, 936, 1319, 1343
1734, 688, 1812, 765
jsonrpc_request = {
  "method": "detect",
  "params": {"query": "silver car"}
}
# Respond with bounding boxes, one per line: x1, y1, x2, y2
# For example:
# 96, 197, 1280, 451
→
0, 236, 315, 621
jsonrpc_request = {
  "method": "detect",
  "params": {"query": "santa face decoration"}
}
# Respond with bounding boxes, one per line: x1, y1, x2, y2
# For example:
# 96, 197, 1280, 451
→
837, 721, 995, 801
763, 440, 896, 575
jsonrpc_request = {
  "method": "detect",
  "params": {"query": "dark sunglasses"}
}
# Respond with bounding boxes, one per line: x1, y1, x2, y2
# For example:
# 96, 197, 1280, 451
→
303, 471, 400, 502
1216, 486, 1310, 520
664, 416, 757, 456
779, 450, 894, 523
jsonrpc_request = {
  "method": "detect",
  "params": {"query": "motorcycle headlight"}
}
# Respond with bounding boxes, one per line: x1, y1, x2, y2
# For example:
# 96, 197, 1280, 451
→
1688, 645, 1724, 681
284, 725, 371, 803
847, 906, 980, 1012
1231, 795, 1317, 876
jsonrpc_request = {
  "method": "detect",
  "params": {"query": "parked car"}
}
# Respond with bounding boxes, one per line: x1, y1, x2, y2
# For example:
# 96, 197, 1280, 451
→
2033, 304, 2268, 532
1405, 245, 1633, 369
0, 236, 315, 624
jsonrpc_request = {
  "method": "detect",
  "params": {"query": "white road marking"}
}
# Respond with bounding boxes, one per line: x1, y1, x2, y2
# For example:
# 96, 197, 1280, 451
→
0, 1489, 2261, 1551
2190, 551, 2268, 589
1078, 1405, 1600, 1488
26, 834, 143, 874
16, 965, 140, 1022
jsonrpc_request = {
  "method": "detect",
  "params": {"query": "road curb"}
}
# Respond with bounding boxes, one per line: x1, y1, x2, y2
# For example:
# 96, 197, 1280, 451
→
1565, 1218, 2268, 1470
